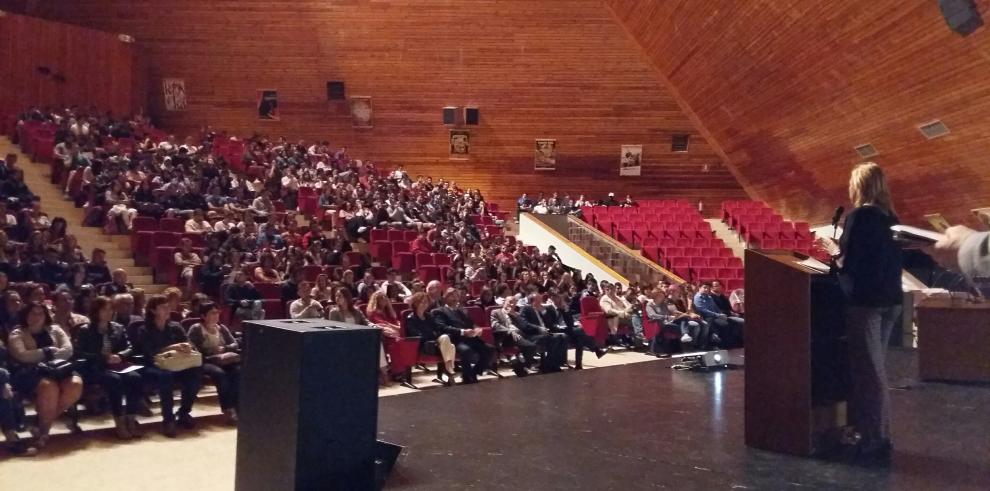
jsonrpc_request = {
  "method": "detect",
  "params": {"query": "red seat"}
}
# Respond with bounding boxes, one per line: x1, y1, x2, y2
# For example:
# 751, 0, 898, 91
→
369, 241, 393, 265
254, 282, 281, 299
415, 253, 435, 268
403, 230, 419, 242
159, 217, 184, 233
416, 265, 440, 283
387, 230, 405, 242
370, 266, 388, 280
464, 306, 489, 328
262, 299, 286, 319
579, 296, 608, 348
708, 257, 728, 268
432, 254, 452, 266
469, 280, 485, 297
393, 252, 415, 273
343, 251, 365, 267
134, 230, 155, 265
302, 265, 323, 281
370, 229, 389, 242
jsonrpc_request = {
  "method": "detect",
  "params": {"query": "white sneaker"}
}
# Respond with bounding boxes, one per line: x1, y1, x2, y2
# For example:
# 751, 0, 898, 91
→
680, 333, 693, 344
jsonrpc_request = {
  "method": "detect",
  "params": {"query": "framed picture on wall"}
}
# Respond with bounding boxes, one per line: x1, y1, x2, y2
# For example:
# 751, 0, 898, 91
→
162, 78, 187, 111
620, 144, 643, 176
534, 138, 557, 171
450, 129, 470, 160
349, 96, 373, 128
257, 90, 279, 120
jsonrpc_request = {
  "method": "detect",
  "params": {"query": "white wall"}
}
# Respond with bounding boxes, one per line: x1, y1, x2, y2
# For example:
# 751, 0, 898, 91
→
518, 213, 627, 286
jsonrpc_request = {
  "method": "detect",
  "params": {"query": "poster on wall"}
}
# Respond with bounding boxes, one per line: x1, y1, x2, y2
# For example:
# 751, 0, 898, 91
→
162, 78, 187, 111
257, 90, 279, 120
620, 144, 643, 176
534, 138, 557, 171
349, 96, 373, 128
449, 130, 470, 160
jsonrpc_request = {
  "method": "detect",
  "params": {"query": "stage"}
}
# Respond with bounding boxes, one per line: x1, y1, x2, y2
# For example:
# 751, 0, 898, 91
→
377, 349, 990, 490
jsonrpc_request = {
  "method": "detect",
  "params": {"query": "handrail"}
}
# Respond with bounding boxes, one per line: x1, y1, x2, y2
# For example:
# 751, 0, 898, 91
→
565, 215, 686, 285
521, 213, 628, 284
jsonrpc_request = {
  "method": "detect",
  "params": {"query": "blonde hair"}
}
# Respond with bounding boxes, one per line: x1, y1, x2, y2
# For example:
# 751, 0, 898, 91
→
366, 290, 394, 318
849, 162, 895, 215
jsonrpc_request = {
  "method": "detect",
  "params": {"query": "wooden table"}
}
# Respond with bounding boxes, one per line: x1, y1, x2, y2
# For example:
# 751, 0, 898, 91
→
915, 298, 990, 383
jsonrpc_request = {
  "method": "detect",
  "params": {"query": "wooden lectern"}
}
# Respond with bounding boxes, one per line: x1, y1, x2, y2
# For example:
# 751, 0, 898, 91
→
744, 250, 848, 457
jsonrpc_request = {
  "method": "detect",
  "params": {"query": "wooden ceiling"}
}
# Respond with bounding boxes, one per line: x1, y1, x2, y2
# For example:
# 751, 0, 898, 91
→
3, 0, 748, 212
604, 0, 990, 225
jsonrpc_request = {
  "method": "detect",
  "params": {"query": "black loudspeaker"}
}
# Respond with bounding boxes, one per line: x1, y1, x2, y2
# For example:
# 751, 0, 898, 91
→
939, 0, 983, 36
465, 107, 480, 125
442, 106, 457, 125
327, 81, 346, 101
235, 319, 396, 491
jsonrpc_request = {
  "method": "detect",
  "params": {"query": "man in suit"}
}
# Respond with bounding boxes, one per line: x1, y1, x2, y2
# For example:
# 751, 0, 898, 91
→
519, 293, 569, 373
431, 288, 493, 384
543, 291, 607, 369
490, 298, 541, 376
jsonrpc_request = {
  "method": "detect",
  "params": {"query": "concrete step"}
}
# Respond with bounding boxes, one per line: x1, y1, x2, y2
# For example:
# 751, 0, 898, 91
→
129, 274, 154, 285
707, 218, 747, 261
136, 284, 168, 294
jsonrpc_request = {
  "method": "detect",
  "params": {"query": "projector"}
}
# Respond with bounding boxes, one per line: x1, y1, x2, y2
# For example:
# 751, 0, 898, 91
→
701, 350, 730, 368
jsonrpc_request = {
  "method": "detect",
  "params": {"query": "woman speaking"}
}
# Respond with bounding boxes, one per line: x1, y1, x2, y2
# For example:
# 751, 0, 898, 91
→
820, 162, 902, 465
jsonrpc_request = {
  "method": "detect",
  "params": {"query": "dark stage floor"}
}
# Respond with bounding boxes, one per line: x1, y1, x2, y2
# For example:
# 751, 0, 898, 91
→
377, 349, 990, 490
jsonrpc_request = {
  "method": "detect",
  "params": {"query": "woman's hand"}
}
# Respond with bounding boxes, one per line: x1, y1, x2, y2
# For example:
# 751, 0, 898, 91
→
816, 236, 841, 257
106, 354, 122, 365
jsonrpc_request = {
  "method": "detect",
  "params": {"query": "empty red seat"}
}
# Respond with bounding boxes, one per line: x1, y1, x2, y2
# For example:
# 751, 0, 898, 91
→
415, 253, 435, 268
388, 230, 405, 242
403, 230, 419, 242
416, 265, 440, 282
159, 217, 184, 233
393, 252, 415, 273
254, 282, 281, 299
370, 241, 392, 265
708, 257, 728, 268
370, 229, 389, 242
433, 254, 452, 266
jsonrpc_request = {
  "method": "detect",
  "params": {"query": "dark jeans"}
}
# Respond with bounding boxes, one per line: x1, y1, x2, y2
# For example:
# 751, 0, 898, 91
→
202, 363, 240, 411
0, 368, 14, 432
86, 369, 144, 416
455, 337, 493, 383
496, 331, 540, 367
554, 326, 598, 367
143, 366, 202, 422
704, 315, 744, 348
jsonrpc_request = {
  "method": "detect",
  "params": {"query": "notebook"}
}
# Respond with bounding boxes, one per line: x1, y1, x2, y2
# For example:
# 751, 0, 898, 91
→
890, 225, 945, 244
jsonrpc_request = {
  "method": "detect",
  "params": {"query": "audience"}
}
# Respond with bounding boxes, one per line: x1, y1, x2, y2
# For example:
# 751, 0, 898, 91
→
187, 302, 240, 424
693, 282, 745, 348
432, 289, 493, 385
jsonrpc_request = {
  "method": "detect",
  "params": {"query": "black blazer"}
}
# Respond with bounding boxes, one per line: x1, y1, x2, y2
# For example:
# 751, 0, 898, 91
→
430, 306, 473, 341
542, 305, 577, 332
404, 312, 442, 344
839, 205, 903, 307
518, 306, 550, 337
75, 321, 133, 370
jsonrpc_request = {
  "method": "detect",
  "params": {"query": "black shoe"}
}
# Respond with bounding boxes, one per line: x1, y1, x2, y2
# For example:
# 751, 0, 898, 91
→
595, 348, 607, 359
161, 421, 178, 438
510, 358, 528, 377
177, 413, 196, 430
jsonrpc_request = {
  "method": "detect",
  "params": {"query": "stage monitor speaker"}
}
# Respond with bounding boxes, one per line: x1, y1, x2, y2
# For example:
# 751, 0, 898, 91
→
442, 106, 457, 125
234, 319, 387, 491
327, 81, 346, 101
939, 0, 983, 36
464, 107, 480, 125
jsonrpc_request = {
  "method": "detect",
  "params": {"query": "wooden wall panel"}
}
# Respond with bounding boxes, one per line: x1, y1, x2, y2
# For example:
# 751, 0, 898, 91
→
604, 0, 990, 225
0, 12, 142, 118
9, 0, 747, 212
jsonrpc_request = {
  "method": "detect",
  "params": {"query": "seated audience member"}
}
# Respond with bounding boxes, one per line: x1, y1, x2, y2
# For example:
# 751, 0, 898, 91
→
162, 286, 183, 317
184, 209, 213, 234
2, 337, 38, 455
598, 282, 636, 346
710, 281, 735, 315
404, 292, 456, 383
33, 247, 70, 289
281, 266, 304, 303
0, 291, 24, 341
7, 301, 84, 448
75, 296, 143, 439
98, 268, 132, 297
519, 293, 569, 372
693, 282, 744, 348
602, 192, 619, 207
410, 232, 434, 255
432, 288, 493, 384
289, 281, 325, 319
174, 238, 203, 298
490, 298, 541, 376
544, 291, 606, 369
51, 289, 89, 338
729, 288, 745, 316
253, 253, 282, 283
328, 288, 390, 385
379, 269, 412, 301
425, 280, 444, 310
199, 253, 227, 298
366, 291, 412, 378
136, 294, 203, 437
84, 248, 112, 286
112, 293, 142, 327
311, 273, 335, 303
645, 288, 708, 352
187, 302, 240, 424
225, 271, 265, 320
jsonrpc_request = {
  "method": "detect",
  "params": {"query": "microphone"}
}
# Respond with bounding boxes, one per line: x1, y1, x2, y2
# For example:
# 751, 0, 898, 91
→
831, 206, 845, 240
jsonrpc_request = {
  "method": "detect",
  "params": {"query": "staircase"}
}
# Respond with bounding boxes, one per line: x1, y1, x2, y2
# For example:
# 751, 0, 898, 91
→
707, 218, 747, 263
1, 137, 167, 294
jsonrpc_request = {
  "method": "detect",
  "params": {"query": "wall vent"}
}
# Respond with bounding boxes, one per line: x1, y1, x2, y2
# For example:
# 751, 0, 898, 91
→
918, 120, 950, 140
854, 143, 879, 158
671, 134, 690, 152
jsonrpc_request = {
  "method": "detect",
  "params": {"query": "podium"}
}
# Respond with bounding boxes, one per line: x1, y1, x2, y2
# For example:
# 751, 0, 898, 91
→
234, 319, 395, 491
744, 250, 848, 456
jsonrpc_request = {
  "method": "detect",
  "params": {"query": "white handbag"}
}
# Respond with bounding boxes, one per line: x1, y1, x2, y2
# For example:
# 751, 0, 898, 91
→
154, 349, 203, 372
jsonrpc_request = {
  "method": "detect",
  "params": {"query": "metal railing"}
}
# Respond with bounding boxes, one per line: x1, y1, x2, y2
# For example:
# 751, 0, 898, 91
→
565, 216, 685, 285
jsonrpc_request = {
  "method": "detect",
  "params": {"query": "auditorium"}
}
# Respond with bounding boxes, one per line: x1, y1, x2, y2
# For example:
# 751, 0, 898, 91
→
1, 1, 989, 489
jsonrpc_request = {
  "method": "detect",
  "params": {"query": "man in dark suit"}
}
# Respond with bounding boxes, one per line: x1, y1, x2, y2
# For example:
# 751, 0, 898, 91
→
490, 298, 541, 376
543, 291, 606, 369
431, 288, 493, 384
519, 293, 569, 373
